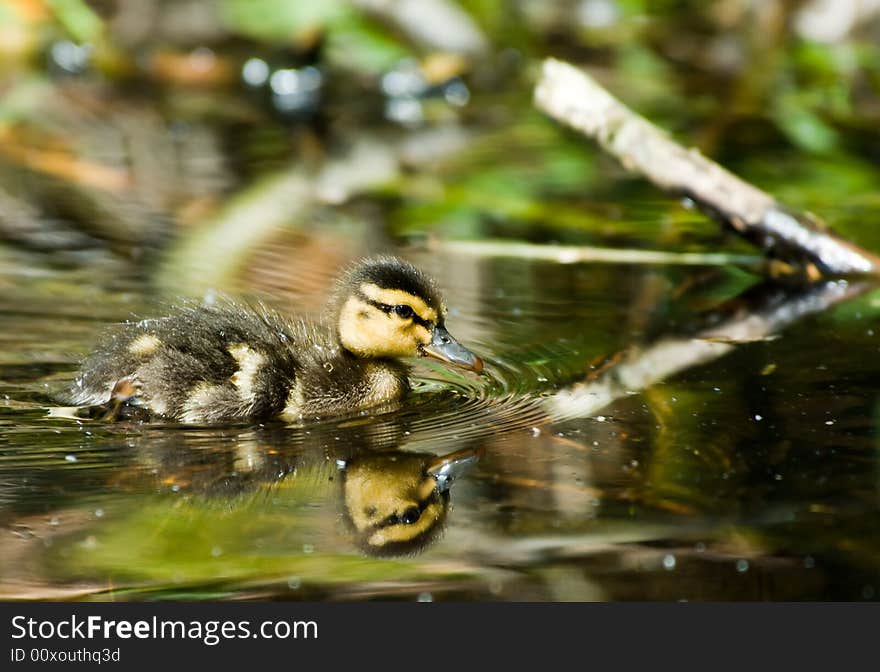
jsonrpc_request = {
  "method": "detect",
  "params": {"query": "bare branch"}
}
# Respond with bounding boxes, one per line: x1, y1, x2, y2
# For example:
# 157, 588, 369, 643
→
534, 58, 880, 276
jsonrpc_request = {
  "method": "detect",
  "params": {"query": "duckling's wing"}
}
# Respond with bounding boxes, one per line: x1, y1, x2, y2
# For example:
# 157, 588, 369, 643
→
70, 302, 313, 422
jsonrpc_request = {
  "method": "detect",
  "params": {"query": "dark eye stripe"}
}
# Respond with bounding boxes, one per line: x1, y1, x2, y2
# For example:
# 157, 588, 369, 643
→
370, 490, 441, 531
364, 299, 432, 329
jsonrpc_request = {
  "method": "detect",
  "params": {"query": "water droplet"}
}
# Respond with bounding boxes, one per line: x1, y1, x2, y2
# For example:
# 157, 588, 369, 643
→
302, 543, 314, 554
270, 68, 300, 95
381, 65, 426, 98
578, 0, 620, 29
50, 40, 92, 74
287, 576, 302, 590
662, 554, 676, 570
443, 79, 470, 106
211, 546, 223, 558
242, 57, 270, 87
754, 414, 763, 421
803, 556, 815, 569
385, 97, 423, 125
65, 454, 77, 463
417, 592, 433, 602
736, 559, 749, 573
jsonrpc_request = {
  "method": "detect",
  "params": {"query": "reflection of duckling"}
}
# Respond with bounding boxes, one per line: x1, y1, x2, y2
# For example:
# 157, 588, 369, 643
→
340, 448, 478, 556
69, 256, 482, 423
107, 422, 480, 557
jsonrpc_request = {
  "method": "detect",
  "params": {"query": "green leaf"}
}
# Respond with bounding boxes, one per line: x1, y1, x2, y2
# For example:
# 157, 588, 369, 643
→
45, 0, 104, 43
325, 17, 413, 74
219, 0, 353, 41
773, 92, 839, 154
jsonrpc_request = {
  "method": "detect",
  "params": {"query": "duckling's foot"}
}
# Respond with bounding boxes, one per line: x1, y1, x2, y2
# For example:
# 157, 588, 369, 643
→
100, 376, 143, 421
48, 400, 151, 422
110, 376, 141, 404
49, 376, 148, 422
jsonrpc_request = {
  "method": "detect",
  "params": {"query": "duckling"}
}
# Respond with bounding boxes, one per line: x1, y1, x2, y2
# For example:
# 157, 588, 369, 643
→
68, 256, 482, 423
92, 421, 480, 558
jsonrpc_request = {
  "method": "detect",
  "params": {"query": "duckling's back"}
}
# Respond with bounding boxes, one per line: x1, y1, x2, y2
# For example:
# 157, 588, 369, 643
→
70, 302, 407, 423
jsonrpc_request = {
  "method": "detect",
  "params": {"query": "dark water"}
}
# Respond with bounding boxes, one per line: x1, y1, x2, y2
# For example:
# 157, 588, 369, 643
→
3, 241, 880, 601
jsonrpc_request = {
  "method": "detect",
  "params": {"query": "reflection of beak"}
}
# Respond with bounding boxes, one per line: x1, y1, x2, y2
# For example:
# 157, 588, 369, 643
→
427, 448, 480, 493
421, 325, 483, 372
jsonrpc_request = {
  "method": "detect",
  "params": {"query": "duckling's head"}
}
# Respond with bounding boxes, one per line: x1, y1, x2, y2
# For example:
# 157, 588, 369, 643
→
334, 256, 482, 371
339, 448, 479, 556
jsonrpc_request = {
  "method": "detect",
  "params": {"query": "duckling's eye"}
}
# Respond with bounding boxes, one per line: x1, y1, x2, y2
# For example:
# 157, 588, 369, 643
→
393, 305, 414, 320
401, 507, 421, 525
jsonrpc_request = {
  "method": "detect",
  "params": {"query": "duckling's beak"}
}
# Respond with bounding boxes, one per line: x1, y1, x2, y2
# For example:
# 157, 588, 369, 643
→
427, 449, 480, 493
422, 325, 483, 372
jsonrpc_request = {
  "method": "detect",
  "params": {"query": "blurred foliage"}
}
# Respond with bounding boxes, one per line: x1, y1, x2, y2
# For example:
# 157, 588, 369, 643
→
386, 111, 601, 239
219, 0, 352, 41
220, 0, 411, 73
1, 0, 880, 266
44, 0, 103, 43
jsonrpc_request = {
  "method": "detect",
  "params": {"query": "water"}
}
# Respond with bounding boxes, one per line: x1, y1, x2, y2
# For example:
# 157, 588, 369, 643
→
3, 242, 880, 601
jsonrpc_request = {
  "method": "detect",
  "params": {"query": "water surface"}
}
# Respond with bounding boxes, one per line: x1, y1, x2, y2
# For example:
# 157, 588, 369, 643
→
3, 243, 879, 601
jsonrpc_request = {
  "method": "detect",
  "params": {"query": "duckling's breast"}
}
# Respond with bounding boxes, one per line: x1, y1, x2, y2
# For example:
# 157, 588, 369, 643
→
280, 352, 409, 421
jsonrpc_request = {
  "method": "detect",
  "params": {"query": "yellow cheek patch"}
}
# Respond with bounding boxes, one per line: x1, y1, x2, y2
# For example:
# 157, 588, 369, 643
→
412, 324, 431, 346
384, 326, 423, 357
416, 476, 438, 502
128, 334, 161, 356
367, 501, 445, 548
338, 297, 422, 358
360, 284, 439, 323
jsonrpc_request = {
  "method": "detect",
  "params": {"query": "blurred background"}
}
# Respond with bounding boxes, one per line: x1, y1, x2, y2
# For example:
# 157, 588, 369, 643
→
2, 0, 880, 601
2, 0, 879, 289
